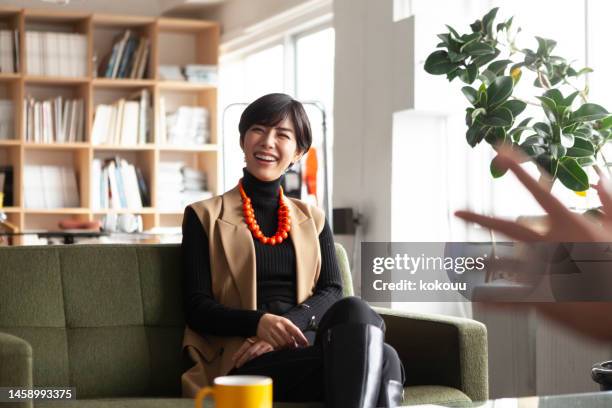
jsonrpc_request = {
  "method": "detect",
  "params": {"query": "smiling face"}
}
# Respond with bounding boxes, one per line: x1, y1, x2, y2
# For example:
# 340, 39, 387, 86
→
241, 117, 303, 182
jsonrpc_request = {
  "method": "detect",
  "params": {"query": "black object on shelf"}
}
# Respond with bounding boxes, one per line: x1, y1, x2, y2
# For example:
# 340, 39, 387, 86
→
592, 360, 612, 391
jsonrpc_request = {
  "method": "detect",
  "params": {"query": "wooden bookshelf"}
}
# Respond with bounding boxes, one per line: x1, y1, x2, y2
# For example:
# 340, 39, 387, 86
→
0, 7, 220, 234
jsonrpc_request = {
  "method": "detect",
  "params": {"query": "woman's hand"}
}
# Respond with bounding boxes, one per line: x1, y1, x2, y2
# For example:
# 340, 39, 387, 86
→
455, 147, 612, 242
256, 313, 309, 349
232, 337, 274, 368
455, 147, 612, 341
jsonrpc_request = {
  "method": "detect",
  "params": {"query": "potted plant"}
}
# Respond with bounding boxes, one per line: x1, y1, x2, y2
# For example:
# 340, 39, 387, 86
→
424, 7, 611, 193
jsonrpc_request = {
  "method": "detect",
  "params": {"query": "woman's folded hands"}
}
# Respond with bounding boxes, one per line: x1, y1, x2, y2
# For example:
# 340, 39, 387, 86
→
231, 313, 309, 368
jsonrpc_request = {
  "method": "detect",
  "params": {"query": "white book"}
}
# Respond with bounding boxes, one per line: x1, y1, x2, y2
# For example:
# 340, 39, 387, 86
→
139, 89, 149, 144
61, 99, 70, 143
61, 166, 80, 207
114, 99, 125, 144
24, 165, 41, 208
91, 105, 111, 145
25, 32, 37, 75
54, 96, 62, 142
91, 159, 101, 210
121, 101, 139, 145
68, 100, 78, 142
158, 96, 167, 144
101, 166, 109, 208
107, 105, 117, 145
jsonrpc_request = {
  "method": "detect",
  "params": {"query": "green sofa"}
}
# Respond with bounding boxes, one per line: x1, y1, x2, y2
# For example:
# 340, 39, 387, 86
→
0, 244, 488, 407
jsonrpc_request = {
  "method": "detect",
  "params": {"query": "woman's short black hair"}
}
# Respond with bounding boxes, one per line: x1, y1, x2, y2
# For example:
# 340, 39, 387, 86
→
239, 93, 312, 154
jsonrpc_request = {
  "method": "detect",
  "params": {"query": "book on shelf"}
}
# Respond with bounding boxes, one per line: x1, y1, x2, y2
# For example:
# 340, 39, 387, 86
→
100, 30, 150, 79
25, 31, 87, 77
157, 162, 212, 211
158, 97, 209, 145
91, 89, 151, 145
24, 165, 79, 209
0, 100, 14, 139
24, 96, 84, 143
0, 30, 18, 73
184, 64, 218, 84
92, 157, 149, 210
0, 165, 13, 206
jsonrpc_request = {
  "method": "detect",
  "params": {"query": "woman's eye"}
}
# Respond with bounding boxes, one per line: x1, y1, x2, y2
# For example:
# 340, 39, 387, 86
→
278, 134, 290, 139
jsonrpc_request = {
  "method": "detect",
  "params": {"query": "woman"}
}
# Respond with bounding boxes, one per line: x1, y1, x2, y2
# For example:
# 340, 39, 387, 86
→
181, 93, 405, 407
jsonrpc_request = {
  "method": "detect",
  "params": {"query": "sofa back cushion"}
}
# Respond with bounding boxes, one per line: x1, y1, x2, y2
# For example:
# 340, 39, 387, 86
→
0, 244, 185, 398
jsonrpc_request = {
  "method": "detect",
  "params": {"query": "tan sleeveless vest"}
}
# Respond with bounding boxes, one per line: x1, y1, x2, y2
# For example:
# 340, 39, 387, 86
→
181, 186, 326, 397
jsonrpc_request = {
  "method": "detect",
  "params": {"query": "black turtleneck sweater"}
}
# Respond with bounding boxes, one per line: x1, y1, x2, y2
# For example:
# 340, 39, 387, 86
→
182, 169, 343, 339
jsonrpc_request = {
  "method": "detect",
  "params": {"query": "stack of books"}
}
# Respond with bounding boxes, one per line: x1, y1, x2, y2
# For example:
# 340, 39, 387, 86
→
25, 31, 87, 77
91, 157, 150, 210
23, 96, 85, 143
100, 30, 150, 79
0, 30, 18, 73
158, 99, 209, 145
157, 162, 212, 210
24, 165, 80, 208
91, 89, 150, 145
0, 100, 14, 139
184, 64, 217, 84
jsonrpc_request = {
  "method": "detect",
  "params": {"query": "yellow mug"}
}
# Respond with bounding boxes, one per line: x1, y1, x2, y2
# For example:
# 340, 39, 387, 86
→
194, 375, 272, 408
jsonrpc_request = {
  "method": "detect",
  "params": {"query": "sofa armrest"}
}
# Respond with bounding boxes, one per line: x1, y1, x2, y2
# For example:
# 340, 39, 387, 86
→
0, 332, 33, 406
373, 307, 488, 402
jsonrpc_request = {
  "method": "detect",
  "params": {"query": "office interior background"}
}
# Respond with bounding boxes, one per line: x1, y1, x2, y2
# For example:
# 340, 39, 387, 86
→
0, 0, 611, 401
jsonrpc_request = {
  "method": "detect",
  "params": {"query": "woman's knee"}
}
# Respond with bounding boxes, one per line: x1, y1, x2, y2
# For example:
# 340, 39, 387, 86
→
319, 296, 384, 331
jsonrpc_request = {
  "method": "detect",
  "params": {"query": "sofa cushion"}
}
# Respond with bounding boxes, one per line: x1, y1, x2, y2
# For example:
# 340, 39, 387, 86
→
404, 385, 472, 406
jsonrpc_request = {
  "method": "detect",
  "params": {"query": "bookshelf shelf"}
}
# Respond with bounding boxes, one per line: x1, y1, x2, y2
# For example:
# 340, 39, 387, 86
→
158, 81, 216, 91
23, 142, 90, 150
93, 144, 155, 151
0, 6, 220, 237
93, 208, 155, 214
0, 73, 21, 82
158, 144, 218, 152
0, 206, 21, 213
24, 208, 90, 214
24, 76, 90, 85
92, 78, 155, 88
0, 140, 20, 146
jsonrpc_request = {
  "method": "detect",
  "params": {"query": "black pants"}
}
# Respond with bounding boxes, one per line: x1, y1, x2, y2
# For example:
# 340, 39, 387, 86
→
229, 297, 405, 402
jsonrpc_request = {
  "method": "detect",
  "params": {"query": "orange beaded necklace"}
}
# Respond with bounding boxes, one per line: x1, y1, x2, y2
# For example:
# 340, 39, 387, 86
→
238, 179, 291, 245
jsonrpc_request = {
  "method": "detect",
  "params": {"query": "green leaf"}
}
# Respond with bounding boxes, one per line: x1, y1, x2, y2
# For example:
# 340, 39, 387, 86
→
536, 154, 559, 177
481, 106, 513, 127
448, 50, 467, 63
461, 41, 495, 56
542, 89, 564, 106
535, 36, 557, 57
501, 100, 527, 117
521, 134, 546, 147
575, 67, 594, 77
563, 91, 580, 108
536, 96, 558, 123
424, 50, 460, 75
472, 107, 487, 122
487, 76, 514, 108
490, 156, 508, 178
566, 137, 595, 158
522, 144, 547, 158
599, 116, 612, 130
557, 157, 589, 191
482, 7, 499, 38
472, 48, 501, 68
571, 103, 609, 122
466, 124, 486, 147
534, 122, 552, 138
577, 157, 596, 167
462, 86, 479, 105
551, 143, 566, 159
460, 63, 479, 84
445, 24, 461, 39
487, 59, 513, 75
573, 126, 592, 139
509, 117, 533, 142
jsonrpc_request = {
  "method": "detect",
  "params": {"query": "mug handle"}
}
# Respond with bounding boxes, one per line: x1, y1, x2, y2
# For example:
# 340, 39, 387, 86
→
194, 386, 215, 407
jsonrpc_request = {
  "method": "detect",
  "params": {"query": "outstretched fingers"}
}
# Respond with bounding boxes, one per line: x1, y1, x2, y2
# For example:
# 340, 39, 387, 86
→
455, 210, 544, 241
